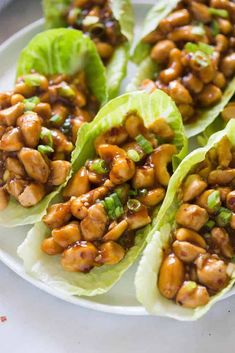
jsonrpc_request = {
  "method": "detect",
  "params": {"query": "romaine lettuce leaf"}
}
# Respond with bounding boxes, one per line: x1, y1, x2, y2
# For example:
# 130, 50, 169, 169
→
132, 0, 180, 64
0, 28, 107, 227
131, 0, 235, 138
135, 119, 235, 320
18, 90, 188, 297
42, 0, 134, 98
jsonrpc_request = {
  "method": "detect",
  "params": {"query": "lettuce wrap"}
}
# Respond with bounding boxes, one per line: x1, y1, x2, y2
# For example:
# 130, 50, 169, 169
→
17, 90, 188, 297
135, 119, 235, 320
42, 0, 134, 99
0, 28, 107, 227
130, 0, 235, 138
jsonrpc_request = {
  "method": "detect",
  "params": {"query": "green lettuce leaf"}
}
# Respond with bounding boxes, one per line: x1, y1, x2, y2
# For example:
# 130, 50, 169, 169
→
42, 0, 134, 98
18, 90, 187, 297
135, 119, 235, 320
131, 0, 235, 137
132, 0, 180, 64
0, 28, 107, 227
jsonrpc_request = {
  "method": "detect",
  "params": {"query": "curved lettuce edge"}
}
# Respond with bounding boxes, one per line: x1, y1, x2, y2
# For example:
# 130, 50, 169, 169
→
106, 43, 129, 100
17, 90, 187, 297
132, 0, 180, 64
135, 119, 235, 321
17, 28, 107, 105
42, 0, 134, 98
129, 57, 235, 138
0, 29, 107, 227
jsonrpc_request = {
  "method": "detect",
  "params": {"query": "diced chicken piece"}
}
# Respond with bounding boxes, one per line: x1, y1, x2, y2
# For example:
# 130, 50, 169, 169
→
52, 222, 82, 248
51, 129, 73, 154
0, 127, 23, 151
6, 178, 26, 199
95, 126, 128, 148
132, 167, 155, 189
18, 148, 50, 183
176, 203, 208, 231
99, 241, 125, 265
80, 203, 108, 241
6, 157, 25, 177
182, 174, 207, 202
127, 205, 151, 230
0, 102, 24, 126
43, 201, 72, 229
48, 160, 71, 186
61, 241, 98, 272
18, 183, 46, 207
63, 167, 90, 198
17, 112, 42, 148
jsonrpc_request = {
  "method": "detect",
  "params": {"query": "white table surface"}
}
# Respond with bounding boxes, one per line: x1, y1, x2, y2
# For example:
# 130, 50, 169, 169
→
1, 1, 235, 352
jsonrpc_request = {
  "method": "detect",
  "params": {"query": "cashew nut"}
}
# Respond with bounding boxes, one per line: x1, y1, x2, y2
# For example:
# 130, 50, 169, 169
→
151, 144, 177, 186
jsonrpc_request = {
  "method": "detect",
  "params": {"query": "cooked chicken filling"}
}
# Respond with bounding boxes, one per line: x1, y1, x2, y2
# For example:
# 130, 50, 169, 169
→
0, 71, 99, 208
41, 114, 177, 273
65, 0, 126, 62
141, 0, 235, 123
158, 136, 235, 309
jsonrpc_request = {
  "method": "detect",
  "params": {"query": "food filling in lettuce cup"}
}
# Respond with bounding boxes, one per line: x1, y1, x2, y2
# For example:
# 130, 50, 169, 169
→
136, 119, 235, 320
18, 90, 187, 296
0, 28, 107, 226
130, 0, 235, 137
43, 0, 134, 98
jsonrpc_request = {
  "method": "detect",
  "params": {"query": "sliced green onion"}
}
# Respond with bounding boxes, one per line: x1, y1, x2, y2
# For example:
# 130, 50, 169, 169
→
90, 159, 108, 174
184, 281, 197, 292
38, 145, 54, 154
207, 190, 221, 210
208, 7, 229, 18
185, 42, 213, 55
216, 207, 232, 227
40, 127, 53, 147
205, 219, 215, 229
191, 24, 205, 36
50, 114, 63, 125
194, 51, 210, 68
23, 74, 41, 87
135, 134, 153, 154
129, 189, 138, 196
23, 96, 40, 111
127, 149, 140, 162
115, 184, 129, 203
58, 82, 76, 99
139, 188, 148, 197
211, 20, 220, 36
102, 193, 124, 220
204, 232, 211, 240
127, 199, 142, 212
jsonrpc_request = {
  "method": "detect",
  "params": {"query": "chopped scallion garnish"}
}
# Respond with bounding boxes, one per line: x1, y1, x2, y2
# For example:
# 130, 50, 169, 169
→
23, 96, 40, 111
135, 134, 153, 154
127, 199, 142, 212
102, 193, 124, 220
205, 219, 215, 229
216, 207, 232, 227
231, 256, 235, 264
50, 114, 62, 125
208, 7, 229, 18
127, 149, 140, 162
40, 127, 53, 147
211, 20, 220, 36
37, 145, 54, 155
90, 159, 108, 174
207, 190, 221, 210
58, 82, 76, 99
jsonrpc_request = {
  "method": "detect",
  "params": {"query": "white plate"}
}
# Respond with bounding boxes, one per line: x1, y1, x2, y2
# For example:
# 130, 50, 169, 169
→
0, 2, 234, 317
